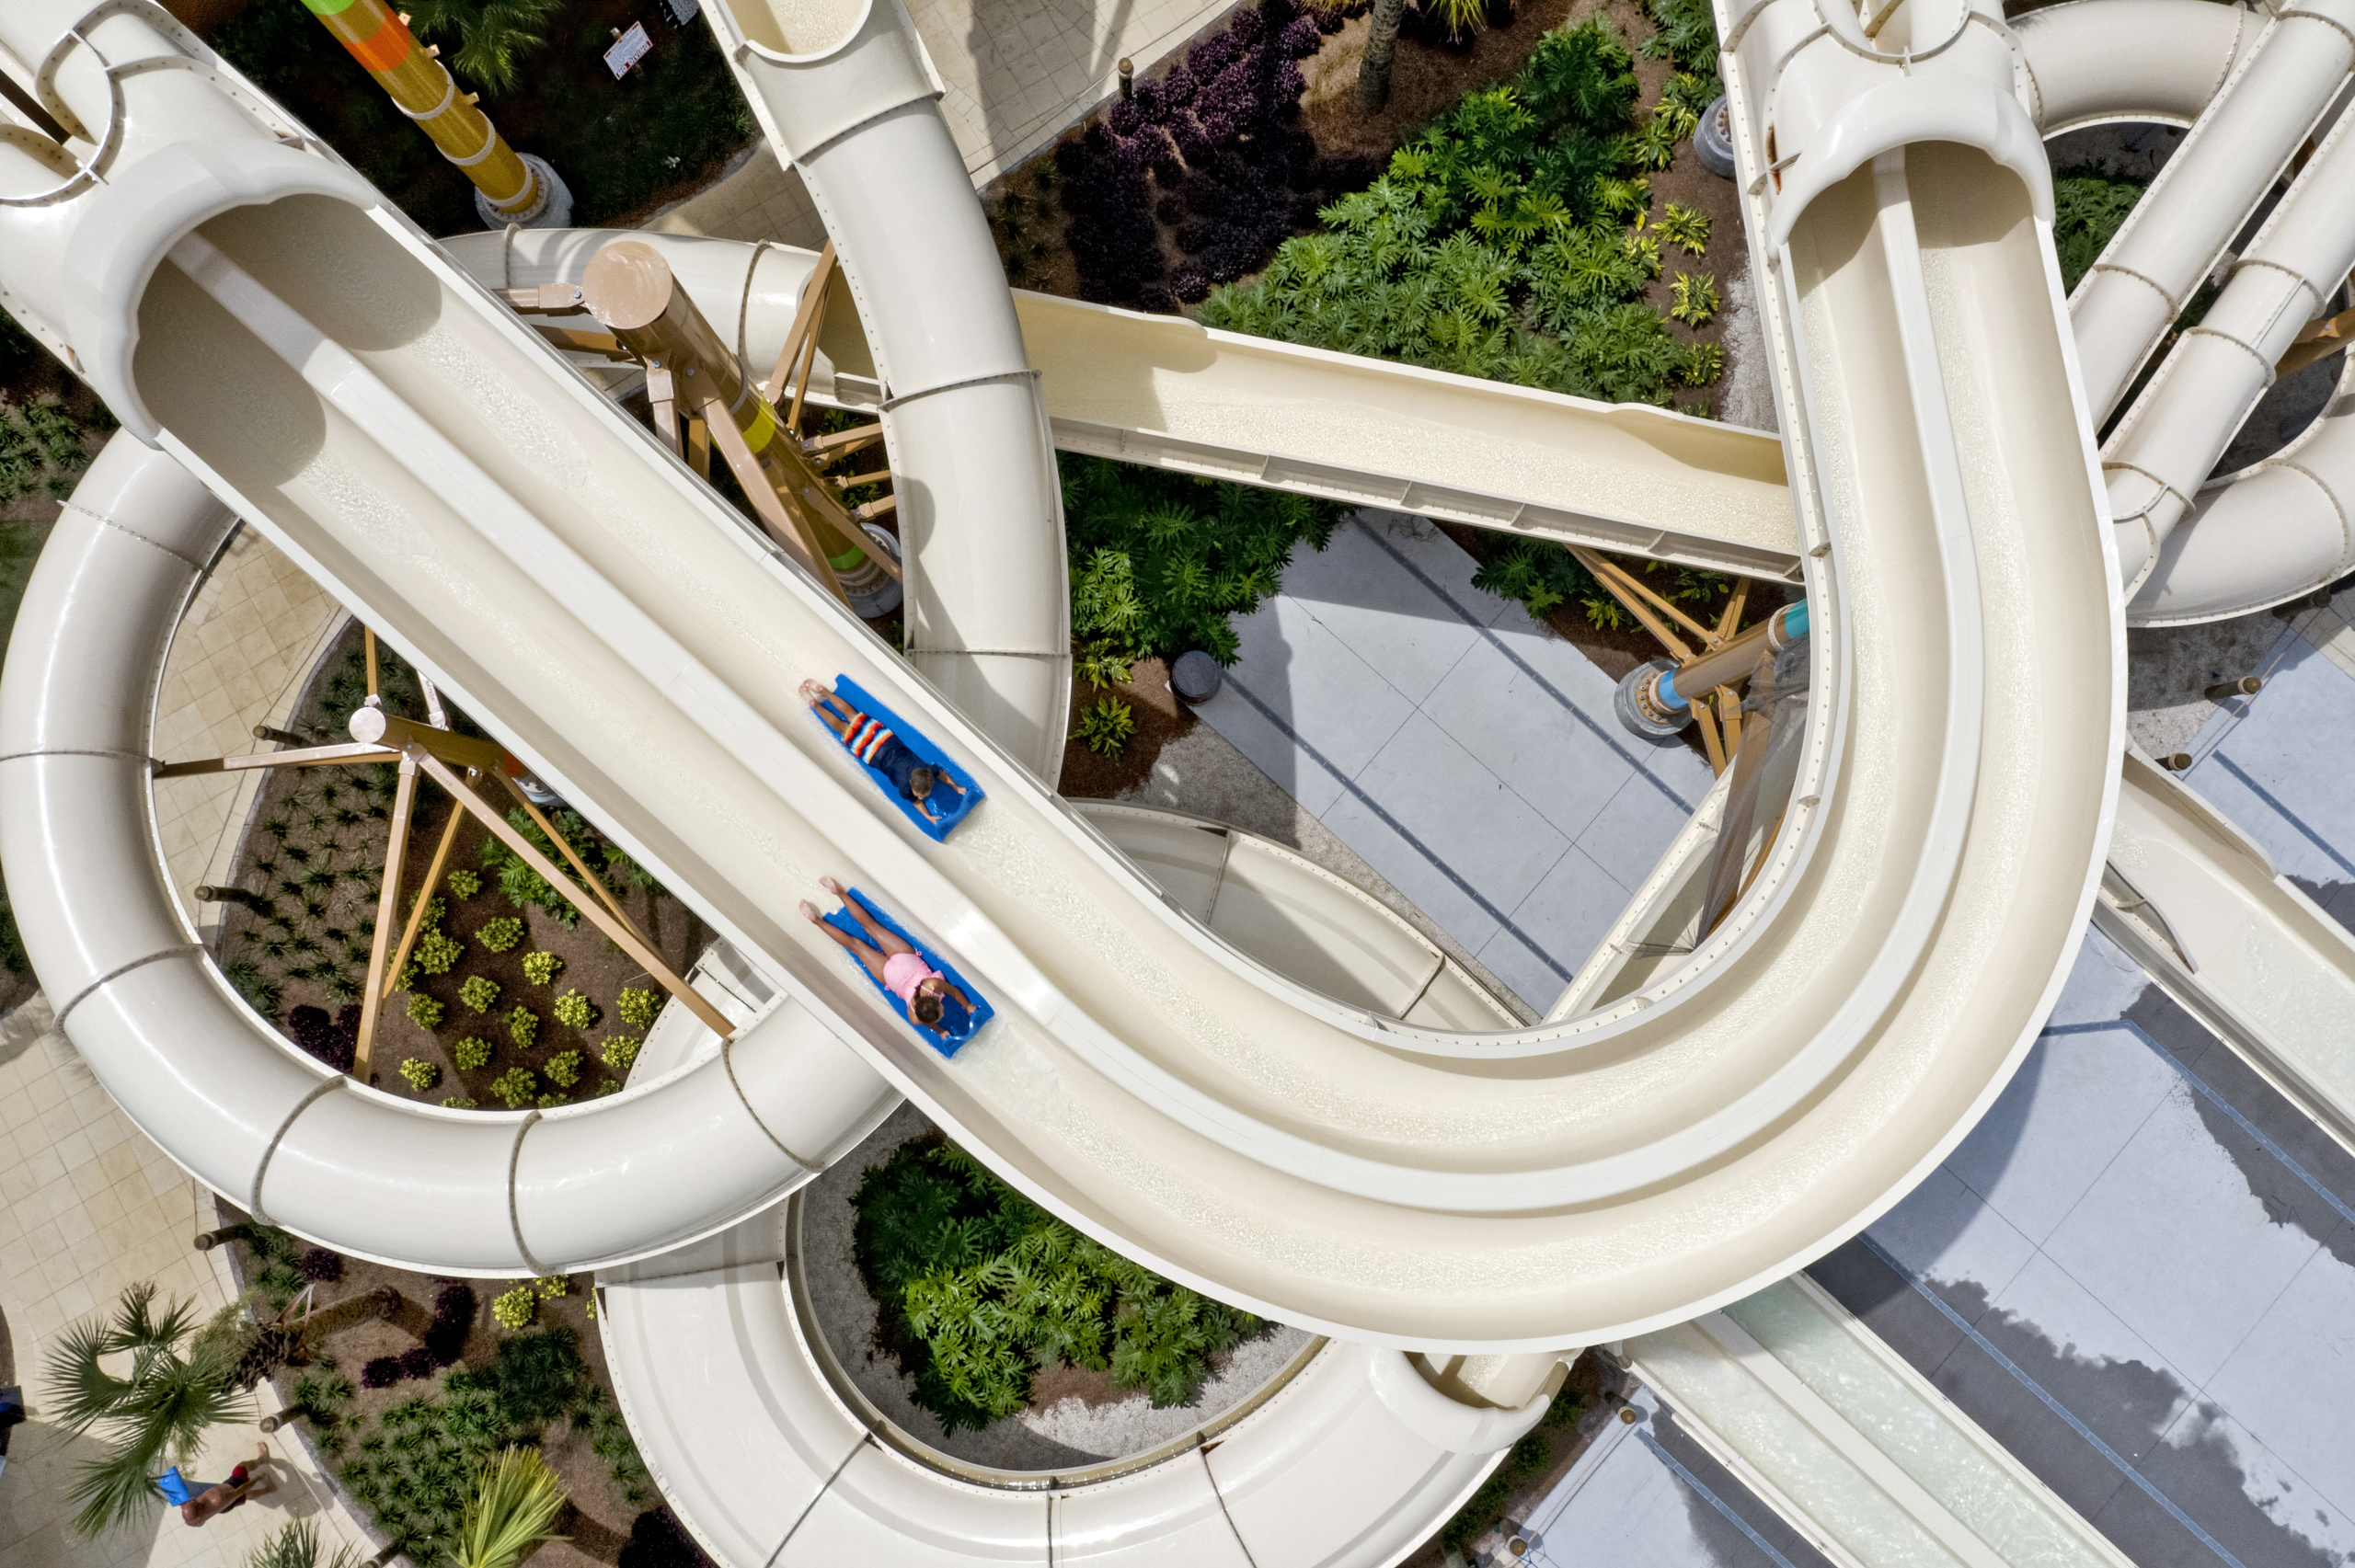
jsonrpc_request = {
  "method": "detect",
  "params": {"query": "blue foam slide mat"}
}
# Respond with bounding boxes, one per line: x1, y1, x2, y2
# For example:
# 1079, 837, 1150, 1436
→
821, 888, 994, 1057
819, 675, 984, 842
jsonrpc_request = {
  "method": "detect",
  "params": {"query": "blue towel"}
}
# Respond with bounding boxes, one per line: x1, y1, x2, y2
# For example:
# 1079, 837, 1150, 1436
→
821, 888, 993, 1057
154, 1467, 194, 1505
821, 675, 983, 841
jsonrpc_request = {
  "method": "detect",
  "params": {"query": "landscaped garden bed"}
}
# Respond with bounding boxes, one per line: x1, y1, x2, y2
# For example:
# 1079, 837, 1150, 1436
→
987, 0, 1742, 415
213, 621, 701, 1106
798, 1104, 1315, 1471
210, 1206, 712, 1568
196, 0, 755, 235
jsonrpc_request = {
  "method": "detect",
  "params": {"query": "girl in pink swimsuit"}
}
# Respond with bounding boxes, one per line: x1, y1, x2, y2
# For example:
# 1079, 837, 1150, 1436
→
802, 877, 974, 1037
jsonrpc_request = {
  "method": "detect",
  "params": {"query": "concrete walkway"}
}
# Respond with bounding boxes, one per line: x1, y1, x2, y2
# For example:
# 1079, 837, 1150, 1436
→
1190, 511, 1715, 1014
1810, 923, 2355, 1568
1508, 1388, 1835, 1568
2166, 607, 2355, 933
0, 523, 360, 1568
0, 1000, 376, 1568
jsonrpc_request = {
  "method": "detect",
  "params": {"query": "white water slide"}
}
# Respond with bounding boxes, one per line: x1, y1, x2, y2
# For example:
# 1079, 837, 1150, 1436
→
0, 0, 2339, 1560
0, 0, 2120, 1349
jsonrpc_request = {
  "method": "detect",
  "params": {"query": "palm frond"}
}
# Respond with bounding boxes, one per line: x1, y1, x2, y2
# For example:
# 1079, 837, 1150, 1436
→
449, 1448, 569, 1568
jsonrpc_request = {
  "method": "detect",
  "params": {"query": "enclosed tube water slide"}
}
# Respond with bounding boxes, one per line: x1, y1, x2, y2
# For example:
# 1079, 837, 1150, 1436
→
0, 0, 2120, 1357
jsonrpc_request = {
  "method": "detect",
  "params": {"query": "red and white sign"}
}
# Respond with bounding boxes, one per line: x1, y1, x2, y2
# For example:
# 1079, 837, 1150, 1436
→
604, 22, 652, 78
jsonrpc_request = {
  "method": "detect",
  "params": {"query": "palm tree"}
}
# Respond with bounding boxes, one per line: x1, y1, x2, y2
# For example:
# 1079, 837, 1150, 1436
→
1356, 0, 1407, 110
402, 0, 568, 97
449, 1448, 569, 1568
247, 1520, 367, 1568
44, 1284, 249, 1538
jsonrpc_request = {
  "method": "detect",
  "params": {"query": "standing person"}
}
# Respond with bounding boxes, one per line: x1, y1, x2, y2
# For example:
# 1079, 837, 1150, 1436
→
801, 877, 975, 1042
800, 679, 969, 825
179, 1444, 276, 1527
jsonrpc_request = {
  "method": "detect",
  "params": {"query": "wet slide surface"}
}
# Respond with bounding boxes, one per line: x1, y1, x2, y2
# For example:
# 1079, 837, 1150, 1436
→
1809, 928, 2355, 1568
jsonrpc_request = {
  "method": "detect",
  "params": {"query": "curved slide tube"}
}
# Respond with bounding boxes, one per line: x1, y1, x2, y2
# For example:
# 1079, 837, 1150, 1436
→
694, 0, 1070, 782
2130, 354, 2355, 624
594, 1200, 1548, 1568
2102, 96, 2355, 596
1624, 1275, 2134, 1568
2012, 0, 2262, 135
0, 0, 2119, 1345
1072, 802, 1519, 1033
2096, 750, 2355, 1160
2066, 0, 2355, 427
0, 435, 899, 1274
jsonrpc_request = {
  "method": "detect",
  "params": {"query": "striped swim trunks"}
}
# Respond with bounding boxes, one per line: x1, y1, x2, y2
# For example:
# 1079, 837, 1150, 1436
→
844, 714, 896, 766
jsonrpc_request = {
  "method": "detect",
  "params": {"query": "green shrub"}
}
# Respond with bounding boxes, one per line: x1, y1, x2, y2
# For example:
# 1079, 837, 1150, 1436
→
543, 1049, 582, 1088
413, 928, 463, 977
397, 1058, 442, 1092
1441, 1430, 1559, 1551
458, 976, 500, 1014
1670, 271, 1719, 326
488, 1067, 536, 1108
521, 951, 563, 988
489, 1286, 537, 1332
440, 1095, 477, 1109
1640, 0, 1719, 73
1061, 457, 1339, 667
1658, 200, 1710, 254
479, 807, 653, 930
445, 869, 481, 900
476, 916, 523, 953
0, 399, 96, 503
406, 993, 445, 1030
599, 1035, 641, 1072
454, 1036, 493, 1070
854, 1138, 1262, 1435
446, 1325, 586, 1431
1198, 19, 1717, 410
615, 986, 662, 1030
1071, 697, 1136, 757
331, 1385, 504, 1563
550, 990, 599, 1031
1471, 540, 1604, 619
535, 1090, 570, 1108
508, 1008, 538, 1048
2054, 169, 2145, 292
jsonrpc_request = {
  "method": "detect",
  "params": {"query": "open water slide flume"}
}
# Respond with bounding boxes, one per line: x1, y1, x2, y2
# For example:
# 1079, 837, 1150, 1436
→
0, 0, 2348, 1557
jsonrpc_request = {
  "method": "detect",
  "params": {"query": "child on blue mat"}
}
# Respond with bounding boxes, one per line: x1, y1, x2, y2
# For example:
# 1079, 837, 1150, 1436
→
802, 876, 976, 1043
802, 679, 968, 826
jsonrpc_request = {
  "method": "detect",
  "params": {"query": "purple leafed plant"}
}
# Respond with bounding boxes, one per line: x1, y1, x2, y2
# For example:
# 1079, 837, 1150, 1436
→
361, 1356, 404, 1390
1047, 0, 1341, 310
425, 1283, 477, 1366
299, 1247, 343, 1283
396, 1346, 438, 1380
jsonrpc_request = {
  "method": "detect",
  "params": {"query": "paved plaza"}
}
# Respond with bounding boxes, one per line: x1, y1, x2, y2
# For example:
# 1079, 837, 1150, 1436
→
1190, 511, 1717, 1013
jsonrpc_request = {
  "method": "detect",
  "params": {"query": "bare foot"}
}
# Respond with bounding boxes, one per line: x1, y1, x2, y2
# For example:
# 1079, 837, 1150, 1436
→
798, 679, 826, 706
799, 900, 821, 922
251, 1444, 270, 1467
819, 875, 844, 898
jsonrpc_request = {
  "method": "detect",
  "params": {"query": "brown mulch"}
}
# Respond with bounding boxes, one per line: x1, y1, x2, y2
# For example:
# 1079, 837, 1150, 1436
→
213, 620, 704, 1107
217, 1202, 647, 1568
1057, 656, 1198, 798
1296, 0, 1585, 160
